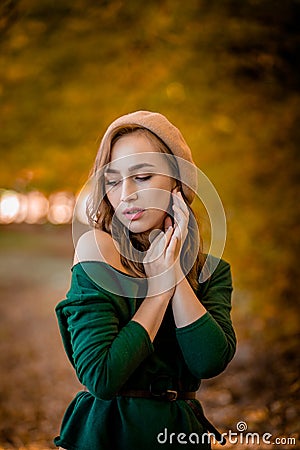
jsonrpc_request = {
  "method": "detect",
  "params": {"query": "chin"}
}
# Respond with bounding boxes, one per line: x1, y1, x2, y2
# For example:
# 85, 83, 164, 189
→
126, 220, 160, 235
127, 223, 150, 234
117, 213, 165, 234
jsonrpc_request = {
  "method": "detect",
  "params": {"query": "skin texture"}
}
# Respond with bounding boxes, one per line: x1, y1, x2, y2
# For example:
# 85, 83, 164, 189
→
105, 134, 176, 234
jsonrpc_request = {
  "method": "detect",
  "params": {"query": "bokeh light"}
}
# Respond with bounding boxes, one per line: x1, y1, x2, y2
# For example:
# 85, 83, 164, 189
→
25, 191, 49, 224
0, 190, 21, 224
0, 189, 76, 225
47, 191, 75, 224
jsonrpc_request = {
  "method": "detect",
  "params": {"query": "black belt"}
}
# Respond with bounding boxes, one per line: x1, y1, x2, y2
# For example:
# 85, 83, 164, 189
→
117, 388, 195, 401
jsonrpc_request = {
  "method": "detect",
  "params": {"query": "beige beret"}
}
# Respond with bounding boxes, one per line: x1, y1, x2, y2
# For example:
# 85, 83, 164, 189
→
101, 110, 197, 204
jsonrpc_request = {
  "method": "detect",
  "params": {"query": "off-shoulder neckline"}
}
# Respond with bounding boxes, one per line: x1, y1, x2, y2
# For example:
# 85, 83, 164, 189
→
71, 260, 141, 279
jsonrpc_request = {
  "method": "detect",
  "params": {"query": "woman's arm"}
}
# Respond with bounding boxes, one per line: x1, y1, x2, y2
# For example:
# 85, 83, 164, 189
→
56, 262, 156, 400
170, 190, 236, 378
172, 271, 207, 328
174, 258, 236, 379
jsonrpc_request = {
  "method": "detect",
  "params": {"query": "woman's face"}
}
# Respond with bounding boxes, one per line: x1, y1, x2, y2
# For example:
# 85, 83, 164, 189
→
104, 133, 176, 234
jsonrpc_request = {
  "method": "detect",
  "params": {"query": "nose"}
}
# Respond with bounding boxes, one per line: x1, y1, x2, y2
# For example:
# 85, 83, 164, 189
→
120, 177, 138, 202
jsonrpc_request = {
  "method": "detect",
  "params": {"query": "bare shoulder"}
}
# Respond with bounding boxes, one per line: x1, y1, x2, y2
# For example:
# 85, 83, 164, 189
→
73, 229, 119, 266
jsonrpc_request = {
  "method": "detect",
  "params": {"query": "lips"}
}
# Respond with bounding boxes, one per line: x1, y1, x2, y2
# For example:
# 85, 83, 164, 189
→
122, 207, 145, 220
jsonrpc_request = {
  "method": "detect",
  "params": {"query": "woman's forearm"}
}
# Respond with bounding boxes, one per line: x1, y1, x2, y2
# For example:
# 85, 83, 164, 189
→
172, 273, 206, 328
132, 292, 172, 342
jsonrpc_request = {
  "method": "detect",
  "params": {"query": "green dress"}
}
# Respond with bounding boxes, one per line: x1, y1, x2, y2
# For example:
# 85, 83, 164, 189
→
54, 255, 236, 450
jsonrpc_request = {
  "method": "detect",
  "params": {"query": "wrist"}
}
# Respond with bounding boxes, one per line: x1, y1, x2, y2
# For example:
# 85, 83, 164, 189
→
146, 266, 177, 298
146, 288, 173, 302
174, 262, 185, 283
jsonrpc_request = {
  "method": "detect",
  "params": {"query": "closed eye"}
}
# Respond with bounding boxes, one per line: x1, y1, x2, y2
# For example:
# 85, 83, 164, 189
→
105, 174, 152, 187
105, 179, 120, 186
135, 175, 152, 182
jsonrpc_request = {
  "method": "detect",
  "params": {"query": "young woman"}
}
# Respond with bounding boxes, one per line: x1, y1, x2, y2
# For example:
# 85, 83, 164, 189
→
54, 111, 236, 450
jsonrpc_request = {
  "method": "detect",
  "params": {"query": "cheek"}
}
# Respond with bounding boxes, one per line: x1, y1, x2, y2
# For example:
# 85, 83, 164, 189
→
106, 190, 119, 209
144, 189, 171, 212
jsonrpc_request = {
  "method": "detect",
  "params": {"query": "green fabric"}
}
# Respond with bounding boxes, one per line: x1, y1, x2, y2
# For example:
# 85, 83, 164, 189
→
54, 255, 236, 450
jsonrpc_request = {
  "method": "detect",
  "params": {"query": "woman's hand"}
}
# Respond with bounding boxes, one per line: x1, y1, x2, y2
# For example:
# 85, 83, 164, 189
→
143, 226, 178, 297
171, 188, 189, 250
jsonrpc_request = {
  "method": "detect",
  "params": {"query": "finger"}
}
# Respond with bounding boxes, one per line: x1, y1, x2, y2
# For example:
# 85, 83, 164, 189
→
148, 228, 170, 255
151, 226, 173, 252
145, 228, 172, 264
150, 226, 173, 244
149, 228, 163, 244
165, 233, 178, 259
172, 204, 188, 230
163, 225, 174, 248
172, 206, 187, 232
146, 230, 164, 258
173, 193, 190, 218
172, 223, 183, 245
173, 191, 189, 215
172, 206, 187, 244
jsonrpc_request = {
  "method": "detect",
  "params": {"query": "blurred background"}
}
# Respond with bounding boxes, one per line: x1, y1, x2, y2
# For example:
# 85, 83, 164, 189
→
0, 0, 299, 448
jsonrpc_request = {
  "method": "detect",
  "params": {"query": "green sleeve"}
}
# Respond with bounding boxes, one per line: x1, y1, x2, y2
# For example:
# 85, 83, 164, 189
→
175, 257, 236, 379
56, 267, 154, 400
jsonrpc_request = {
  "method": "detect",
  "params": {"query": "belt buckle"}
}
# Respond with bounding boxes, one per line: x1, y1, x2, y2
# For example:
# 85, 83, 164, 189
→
165, 389, 178, 401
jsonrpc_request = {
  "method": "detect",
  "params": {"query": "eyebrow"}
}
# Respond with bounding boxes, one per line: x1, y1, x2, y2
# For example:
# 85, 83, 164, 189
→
105, 163, 156, 174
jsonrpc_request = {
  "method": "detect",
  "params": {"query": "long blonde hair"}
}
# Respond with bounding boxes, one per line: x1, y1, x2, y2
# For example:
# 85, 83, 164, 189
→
86, 125, 204, 290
